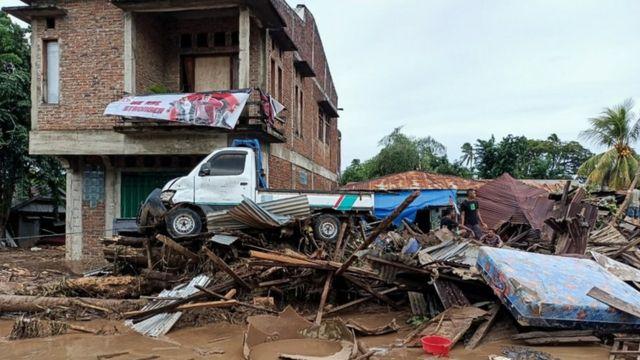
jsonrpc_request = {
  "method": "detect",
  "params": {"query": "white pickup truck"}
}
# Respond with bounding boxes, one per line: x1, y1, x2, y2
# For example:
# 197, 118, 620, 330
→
140, 144, 374, 242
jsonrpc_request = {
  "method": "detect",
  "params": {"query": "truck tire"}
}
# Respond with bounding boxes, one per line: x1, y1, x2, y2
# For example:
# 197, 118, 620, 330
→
314, 214, 341, 243
166, 207, 202, 238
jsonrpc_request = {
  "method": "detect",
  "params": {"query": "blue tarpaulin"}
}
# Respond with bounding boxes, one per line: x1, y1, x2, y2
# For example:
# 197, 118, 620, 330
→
373, 189, 456, 225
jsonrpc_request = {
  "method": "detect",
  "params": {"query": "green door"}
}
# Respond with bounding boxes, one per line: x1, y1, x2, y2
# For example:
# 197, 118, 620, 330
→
120, 172, 184, 218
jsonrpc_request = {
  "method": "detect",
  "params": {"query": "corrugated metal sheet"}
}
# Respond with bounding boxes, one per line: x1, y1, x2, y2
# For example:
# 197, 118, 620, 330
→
419, 240, 479, 267
477, 247, 640, 330
476, 173, 554, 231
126, 274, 211, 337
228, 197, 293, 229
207, 195, 310, 231
341, 171, 483, 191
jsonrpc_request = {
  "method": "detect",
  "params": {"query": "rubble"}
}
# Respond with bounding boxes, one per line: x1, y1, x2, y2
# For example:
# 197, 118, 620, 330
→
4, 178, 640, 359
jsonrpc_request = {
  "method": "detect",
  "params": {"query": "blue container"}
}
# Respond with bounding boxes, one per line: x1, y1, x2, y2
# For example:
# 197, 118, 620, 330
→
476, 247, 640, 330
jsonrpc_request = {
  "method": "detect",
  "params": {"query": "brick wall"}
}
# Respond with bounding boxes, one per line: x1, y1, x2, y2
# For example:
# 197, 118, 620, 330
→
35, 0, 124, 130
134, 14, 167, 93
268, 155, 292, 189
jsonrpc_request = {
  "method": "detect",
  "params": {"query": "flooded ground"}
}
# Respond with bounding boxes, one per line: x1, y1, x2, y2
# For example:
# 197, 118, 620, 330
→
0, 311, 611, 360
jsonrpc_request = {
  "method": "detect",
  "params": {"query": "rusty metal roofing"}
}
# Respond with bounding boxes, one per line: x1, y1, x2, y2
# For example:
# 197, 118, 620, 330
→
341, 171, 483, 191
519, 179, 572, 194
476, 173, 554, 231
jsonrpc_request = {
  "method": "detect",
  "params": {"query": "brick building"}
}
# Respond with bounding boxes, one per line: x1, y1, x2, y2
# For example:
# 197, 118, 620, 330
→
5, 0, 341, 260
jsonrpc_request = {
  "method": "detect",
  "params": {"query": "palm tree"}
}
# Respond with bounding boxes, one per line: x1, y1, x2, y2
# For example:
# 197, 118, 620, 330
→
460, 142, 475, 169
578, 99, 640, 190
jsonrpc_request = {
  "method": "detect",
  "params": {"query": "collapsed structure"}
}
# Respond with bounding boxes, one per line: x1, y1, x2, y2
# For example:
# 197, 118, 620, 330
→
1, 171, 640, 359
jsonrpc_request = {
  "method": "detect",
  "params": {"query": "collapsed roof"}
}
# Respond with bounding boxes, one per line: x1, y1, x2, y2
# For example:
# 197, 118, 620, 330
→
476, 173, 555, 231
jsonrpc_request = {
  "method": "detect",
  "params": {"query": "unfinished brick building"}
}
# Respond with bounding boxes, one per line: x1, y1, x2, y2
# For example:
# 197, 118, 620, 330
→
5, 0, 341, 260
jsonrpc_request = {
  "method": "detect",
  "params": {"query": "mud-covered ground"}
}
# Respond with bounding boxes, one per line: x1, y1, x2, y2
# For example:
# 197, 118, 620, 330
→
0, 247, 612, 359
0, 311, 611, 360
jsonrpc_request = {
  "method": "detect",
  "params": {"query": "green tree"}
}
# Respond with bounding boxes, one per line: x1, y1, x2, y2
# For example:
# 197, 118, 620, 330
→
339, 128, 469, 185
460, 142, 475, 170
578, 99, 640, 189
0, 12, 64, 239
474, 134, 592, 180
341, 159, 374, 184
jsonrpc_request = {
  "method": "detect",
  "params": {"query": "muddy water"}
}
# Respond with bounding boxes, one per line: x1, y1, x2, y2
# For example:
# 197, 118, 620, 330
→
0, 314, 611, 360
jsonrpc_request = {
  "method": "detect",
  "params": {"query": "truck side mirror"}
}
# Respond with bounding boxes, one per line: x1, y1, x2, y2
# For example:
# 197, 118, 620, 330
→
199, 163, 211, 176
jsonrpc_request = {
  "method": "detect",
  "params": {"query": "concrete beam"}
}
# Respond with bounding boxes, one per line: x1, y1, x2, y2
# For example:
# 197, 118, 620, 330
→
29, 130, 228, 155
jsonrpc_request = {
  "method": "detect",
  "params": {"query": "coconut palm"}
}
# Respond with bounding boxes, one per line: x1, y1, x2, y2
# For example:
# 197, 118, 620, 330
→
578, 99, 640, 189
460, 142, 475, 169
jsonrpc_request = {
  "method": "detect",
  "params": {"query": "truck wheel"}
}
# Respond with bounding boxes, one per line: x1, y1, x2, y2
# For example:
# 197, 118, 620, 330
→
166, 207, 202, 238
314, 214, 341, 243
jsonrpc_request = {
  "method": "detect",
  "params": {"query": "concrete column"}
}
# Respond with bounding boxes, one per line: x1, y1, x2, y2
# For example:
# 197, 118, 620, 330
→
61, 158, 83, 260
102, 157, 116, 238
30, 19, 39, 129
124, 12, 136, 94
238, 8, 251, 88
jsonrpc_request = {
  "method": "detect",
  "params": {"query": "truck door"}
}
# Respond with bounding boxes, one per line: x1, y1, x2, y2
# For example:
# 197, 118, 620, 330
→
193, 150, 253, 207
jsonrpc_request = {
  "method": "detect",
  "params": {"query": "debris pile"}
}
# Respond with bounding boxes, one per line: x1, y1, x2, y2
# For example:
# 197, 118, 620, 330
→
4, 177, 640, 359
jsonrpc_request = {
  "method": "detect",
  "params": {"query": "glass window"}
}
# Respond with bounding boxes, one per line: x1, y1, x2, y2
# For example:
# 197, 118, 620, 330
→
207, 153, 246, 176
45, 41, 59, 104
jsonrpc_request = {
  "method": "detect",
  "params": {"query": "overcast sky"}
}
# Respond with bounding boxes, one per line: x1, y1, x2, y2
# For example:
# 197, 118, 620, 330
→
5, 0, 640, 168
289, 0, 640, 167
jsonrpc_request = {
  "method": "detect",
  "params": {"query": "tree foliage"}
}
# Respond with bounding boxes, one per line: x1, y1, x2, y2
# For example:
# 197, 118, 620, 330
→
0, 12, 64, 238
340, 127, 470, 185
472, 134, 592, 179
578, 99, 640, 189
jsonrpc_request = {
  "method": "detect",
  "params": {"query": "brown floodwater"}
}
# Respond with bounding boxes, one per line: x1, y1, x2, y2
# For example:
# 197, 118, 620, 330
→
0, 313, 611, 360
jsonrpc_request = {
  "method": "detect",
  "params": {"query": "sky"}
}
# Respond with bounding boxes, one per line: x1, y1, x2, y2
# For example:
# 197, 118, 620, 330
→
286, 0, 640, 168
4, 0, 640, 169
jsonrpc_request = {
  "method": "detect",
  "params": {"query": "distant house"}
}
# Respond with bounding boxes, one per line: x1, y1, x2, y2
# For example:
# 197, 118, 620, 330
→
8, 196, 66, 248
341, 171, 484, 231
341, 170, 483, 193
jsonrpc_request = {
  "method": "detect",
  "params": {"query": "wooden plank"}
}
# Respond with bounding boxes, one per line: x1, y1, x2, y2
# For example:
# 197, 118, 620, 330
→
202, 246, 251, 290
324, 287, 400, 317
523, 336, 600, 345
176, 300, 236, 311
156, 234, 199, 262
587, 286, 640, 318
609, 340, 620, 360
335, 191, 420, 276
611, 237, 640, 259
466, 304, 500, 350
512, 329, 594, 340
315, 222, 348, 325
343, 275, 399, 310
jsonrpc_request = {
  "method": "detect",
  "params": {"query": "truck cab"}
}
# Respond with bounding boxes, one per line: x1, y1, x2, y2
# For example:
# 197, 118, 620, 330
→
163, 147, 260, 208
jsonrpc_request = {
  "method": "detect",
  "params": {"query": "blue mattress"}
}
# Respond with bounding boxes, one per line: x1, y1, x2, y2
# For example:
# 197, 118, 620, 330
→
476, 246, 640, 329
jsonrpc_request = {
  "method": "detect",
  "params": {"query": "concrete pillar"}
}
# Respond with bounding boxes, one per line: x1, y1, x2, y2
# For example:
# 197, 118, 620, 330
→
30, 19, 38, 129
238, 8, 251, 88
102, 157, 116, 238
61, 158, 83, 260
124, 12, 136, 94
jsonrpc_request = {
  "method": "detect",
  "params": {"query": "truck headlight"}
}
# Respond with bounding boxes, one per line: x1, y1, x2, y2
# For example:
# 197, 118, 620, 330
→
160, 190, 176, 202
